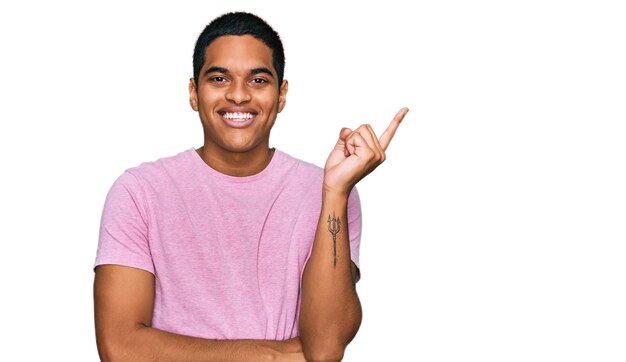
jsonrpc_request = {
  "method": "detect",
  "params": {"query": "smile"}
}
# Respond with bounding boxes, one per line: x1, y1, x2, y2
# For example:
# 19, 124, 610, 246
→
218, 111, 257, 128
222, 112, 255, 121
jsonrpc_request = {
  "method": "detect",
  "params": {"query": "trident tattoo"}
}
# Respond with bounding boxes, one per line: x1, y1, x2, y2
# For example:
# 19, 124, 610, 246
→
327, 212, 341, 267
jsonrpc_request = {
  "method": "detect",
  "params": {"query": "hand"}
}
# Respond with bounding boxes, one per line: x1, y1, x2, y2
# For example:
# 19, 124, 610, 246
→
323, 107, 409, 196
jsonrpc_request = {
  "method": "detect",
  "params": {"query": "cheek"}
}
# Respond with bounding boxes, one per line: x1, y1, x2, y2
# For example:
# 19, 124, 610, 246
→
258, 92, 280, 110
198, 92, 222, 110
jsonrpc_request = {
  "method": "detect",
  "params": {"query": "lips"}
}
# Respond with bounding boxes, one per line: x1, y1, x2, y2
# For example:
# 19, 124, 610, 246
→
222, 112, 255, 122
217, 107, 258, 128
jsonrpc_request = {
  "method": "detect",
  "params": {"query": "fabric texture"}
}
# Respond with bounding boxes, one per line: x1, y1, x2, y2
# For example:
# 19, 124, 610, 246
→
95, 148, 362, 340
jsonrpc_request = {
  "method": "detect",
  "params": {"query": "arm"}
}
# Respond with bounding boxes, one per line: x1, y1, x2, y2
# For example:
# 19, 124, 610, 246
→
94, 264, 304, 362
299, 191, 362, 362
299, 108, 409, 361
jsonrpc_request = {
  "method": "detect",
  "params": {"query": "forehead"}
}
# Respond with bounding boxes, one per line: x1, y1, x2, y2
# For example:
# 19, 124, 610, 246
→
204, 35, 275, 74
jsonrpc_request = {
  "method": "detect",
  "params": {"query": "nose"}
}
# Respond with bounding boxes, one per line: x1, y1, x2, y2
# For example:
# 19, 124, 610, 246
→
225, 80, 251, 104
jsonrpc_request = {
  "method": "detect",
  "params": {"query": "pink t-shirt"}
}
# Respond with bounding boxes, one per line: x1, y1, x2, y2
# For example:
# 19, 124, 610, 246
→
95, 148, 361, 340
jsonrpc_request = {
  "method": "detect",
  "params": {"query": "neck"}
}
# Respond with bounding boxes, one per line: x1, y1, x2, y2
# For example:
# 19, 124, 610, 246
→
196, 144, 275, 177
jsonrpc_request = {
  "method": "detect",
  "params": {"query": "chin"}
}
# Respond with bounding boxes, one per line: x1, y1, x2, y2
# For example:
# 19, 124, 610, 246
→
221, 141, 261, 153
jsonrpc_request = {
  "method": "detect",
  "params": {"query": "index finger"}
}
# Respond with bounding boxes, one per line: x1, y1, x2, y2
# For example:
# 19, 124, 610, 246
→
379, 107, 409, 151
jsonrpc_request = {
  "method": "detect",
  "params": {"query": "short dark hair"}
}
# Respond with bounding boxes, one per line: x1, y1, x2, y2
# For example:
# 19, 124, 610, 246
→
192, 12, 285, 89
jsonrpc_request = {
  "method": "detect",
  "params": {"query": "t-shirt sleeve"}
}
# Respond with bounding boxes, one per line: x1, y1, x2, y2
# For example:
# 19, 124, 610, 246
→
347, 187, 363, 282
94, 171, 155, 274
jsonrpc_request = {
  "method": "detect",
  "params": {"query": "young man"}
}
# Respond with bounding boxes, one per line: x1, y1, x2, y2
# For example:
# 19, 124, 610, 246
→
94, 12, 407, 361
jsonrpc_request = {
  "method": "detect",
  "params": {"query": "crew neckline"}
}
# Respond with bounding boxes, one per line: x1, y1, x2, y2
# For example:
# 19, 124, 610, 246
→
188, 147, 284, 183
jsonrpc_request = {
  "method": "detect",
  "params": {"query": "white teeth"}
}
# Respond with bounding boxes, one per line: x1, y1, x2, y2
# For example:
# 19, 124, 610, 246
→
223, 112, 254, 121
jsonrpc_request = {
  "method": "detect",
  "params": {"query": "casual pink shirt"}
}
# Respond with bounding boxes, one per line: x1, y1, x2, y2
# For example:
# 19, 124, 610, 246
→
95, 148, 362, 340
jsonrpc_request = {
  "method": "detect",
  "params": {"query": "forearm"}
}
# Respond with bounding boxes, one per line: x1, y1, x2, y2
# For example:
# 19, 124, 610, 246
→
98, 325, 301, 362
299, 190, 362, 361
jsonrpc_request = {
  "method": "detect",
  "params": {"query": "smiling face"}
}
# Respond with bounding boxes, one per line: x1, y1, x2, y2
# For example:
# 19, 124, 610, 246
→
189, 35, 288, 157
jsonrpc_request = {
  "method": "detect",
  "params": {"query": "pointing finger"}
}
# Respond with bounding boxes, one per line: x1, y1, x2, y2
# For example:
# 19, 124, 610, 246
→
379, 107, 409, 151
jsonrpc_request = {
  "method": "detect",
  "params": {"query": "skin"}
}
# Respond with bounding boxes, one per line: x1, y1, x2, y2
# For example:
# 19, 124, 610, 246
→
94, 33, 408, 361
299, 108, 408, 361
94, 265, 304, 361
189, 35, 288, 177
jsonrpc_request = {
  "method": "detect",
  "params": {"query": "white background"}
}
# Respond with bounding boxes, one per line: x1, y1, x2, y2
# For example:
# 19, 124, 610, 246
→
1, 0, 624, 361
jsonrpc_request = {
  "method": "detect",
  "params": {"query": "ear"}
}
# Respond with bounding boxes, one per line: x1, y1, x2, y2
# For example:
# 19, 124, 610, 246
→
189, 78, 199, 111
277, 79, 288, 113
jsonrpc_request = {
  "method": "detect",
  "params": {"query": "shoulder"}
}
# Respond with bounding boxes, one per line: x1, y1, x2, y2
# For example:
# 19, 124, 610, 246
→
274, 150, 361, 206
102, 149, 195, 208
275, 149, 359, 193
275, 149, 324, 180
117, 148, 195, 187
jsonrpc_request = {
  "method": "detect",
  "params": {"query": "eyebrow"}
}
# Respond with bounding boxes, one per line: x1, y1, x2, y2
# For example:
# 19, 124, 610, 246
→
204, 66, 228, 76
203, 66, 275, 78
250, 67, 274, 78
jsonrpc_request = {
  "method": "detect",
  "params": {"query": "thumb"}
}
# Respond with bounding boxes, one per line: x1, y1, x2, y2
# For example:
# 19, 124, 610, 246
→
339, 127, 352, 141
337, 127, 352, 157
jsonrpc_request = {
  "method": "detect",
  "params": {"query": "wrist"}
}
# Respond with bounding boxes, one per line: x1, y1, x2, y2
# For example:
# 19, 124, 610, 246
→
322, 185, 351, 200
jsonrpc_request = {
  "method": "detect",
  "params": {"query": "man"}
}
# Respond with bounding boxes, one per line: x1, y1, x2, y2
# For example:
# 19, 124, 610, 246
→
94, 12, 407, 361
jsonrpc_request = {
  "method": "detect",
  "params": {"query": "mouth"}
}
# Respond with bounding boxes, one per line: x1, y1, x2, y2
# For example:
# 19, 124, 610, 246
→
217, 110, 258, 128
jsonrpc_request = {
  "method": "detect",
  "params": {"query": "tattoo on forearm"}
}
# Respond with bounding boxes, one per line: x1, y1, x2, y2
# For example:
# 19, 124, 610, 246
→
327, 212, 341, 267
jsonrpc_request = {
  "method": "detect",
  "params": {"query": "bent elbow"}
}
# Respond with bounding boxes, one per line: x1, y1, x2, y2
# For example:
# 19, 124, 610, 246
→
96, 340, 118, 362
303, 348, 345, 362
300, 307, 361, 361
302, 338, 346, 362
96, 331, 135, 362
96, 337, 126, 362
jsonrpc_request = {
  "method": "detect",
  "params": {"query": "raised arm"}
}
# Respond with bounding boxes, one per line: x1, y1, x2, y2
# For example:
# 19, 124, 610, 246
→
299, 108, 409, 361
94, 264, 304, 362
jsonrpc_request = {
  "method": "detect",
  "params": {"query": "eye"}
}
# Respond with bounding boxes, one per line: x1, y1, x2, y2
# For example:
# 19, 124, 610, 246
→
251, 78, 268, 84
210, 76, 227, 83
